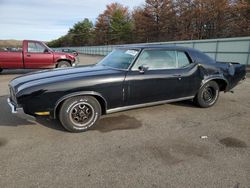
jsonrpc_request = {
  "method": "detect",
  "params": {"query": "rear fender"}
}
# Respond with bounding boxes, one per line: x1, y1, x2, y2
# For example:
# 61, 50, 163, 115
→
197, 63, 229, 92
200, 75, 229, 92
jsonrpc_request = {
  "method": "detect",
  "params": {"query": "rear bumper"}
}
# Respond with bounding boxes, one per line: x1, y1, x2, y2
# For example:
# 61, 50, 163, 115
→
7, 98, 35, 120
238, 75, 247, 85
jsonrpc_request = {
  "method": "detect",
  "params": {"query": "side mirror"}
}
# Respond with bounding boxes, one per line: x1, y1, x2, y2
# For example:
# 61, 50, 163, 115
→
44, 49, 50, 53
138, 65, 148, 74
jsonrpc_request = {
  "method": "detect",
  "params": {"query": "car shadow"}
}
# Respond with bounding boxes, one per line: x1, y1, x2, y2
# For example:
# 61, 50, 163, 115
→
36, 117, 66, 132
0, 95, 36, 127
36, 114, 143, 133
91, 115, 142, 133
0, 95, 66, 131
171, 100, 198, 108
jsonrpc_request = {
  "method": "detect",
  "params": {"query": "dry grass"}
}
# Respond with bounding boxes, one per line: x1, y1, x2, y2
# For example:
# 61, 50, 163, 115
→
0, 40, 22, 48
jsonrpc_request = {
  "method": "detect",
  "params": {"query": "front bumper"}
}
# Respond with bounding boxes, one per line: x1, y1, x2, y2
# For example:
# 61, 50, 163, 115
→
7, 98, 20, 113
7, 98, 35, 120
72, 57, 79, 67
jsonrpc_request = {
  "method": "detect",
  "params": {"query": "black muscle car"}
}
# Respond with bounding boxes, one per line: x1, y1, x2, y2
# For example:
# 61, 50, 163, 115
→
8, 45, 246, 132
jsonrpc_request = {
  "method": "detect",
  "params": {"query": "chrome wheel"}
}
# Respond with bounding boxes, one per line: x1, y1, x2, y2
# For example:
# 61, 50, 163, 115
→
69, 102, 95, 127
59, 96, 101, 132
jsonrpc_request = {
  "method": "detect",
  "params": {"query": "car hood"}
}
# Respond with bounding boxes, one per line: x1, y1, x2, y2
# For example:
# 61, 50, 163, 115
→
9, 64, 123, 93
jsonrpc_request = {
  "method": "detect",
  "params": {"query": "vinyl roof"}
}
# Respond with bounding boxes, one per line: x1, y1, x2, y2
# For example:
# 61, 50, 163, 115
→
117, 44, 197, 51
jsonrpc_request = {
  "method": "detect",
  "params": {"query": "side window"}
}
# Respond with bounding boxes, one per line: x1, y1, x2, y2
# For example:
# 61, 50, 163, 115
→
28, 42, 46, 53
133, 50, 177, 70
177, 51, 190, 68
27, 42, 37, 52
36, 43, 46, 53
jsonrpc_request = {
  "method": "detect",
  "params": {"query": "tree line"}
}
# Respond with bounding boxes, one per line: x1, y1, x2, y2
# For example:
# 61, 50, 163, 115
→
47, 0, 250, 47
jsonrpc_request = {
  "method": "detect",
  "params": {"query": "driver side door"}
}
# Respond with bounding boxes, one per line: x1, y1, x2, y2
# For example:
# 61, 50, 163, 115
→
124, 49, 200, 106
23, 41, 54, 68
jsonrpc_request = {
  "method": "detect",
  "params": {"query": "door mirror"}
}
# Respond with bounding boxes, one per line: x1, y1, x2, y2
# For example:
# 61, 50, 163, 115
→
44, 49, 50, 53
138, 65, 148, 74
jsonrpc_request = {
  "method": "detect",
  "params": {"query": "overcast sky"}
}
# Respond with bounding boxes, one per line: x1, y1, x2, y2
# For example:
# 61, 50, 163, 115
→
0, 0, 144, 41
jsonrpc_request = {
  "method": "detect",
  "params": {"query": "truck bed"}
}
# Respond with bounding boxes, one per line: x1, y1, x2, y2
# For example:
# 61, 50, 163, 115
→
0, 51, 23, 69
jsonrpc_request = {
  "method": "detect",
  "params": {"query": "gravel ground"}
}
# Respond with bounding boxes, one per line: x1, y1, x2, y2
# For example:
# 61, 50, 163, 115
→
0, 54, 249, 188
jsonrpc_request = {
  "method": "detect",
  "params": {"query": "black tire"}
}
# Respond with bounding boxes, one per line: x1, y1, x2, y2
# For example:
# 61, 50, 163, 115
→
59, 96, 101, 132
57, 61, 71, 68
194, 81, 219, 108
0, 68, 3, 73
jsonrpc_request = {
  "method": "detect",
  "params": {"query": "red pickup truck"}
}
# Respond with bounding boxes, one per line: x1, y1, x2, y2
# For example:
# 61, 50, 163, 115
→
0, 40, 77, 73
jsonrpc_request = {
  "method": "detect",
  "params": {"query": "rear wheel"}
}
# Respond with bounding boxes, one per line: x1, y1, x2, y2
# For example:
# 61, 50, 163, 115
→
59, 96, 101, 132
194, 81, 219, 108
57, 61, 71, 68
0, 68, 3, 73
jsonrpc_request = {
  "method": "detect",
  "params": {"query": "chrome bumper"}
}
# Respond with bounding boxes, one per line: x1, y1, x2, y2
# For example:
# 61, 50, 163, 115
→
72, 59, 79, 67
7, 98, 19, 113
7, 98, 35, 120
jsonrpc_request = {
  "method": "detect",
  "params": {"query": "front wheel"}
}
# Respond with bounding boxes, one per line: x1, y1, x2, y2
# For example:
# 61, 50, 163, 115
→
59, 96, 101, 132
57, 61, 71, 68
194, 81, 219, 108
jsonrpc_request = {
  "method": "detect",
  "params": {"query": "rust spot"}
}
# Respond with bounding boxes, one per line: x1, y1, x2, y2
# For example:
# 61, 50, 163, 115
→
219, 137, 247, 148
93, 115, 142, 132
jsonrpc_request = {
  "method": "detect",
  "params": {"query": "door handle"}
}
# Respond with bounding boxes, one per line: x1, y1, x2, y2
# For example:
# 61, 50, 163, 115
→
27, 54, 31, 57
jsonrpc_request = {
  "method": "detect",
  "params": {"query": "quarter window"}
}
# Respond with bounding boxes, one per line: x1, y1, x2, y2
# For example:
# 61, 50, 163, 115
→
28, 42, 46, 53
177, 51, 190, 68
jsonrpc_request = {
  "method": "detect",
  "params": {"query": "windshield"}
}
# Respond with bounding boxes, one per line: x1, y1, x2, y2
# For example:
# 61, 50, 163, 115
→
98, 49, 139, 70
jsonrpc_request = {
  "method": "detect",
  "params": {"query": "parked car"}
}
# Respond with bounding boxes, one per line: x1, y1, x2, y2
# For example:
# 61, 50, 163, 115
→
8, 45, 246, 132
0, 40, 77, 73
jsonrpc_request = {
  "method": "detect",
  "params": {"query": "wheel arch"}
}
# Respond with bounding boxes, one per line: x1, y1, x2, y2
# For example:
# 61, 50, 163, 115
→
53, 91, 107, 119
201, 76, 229, 92
213, 79, 228, 91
